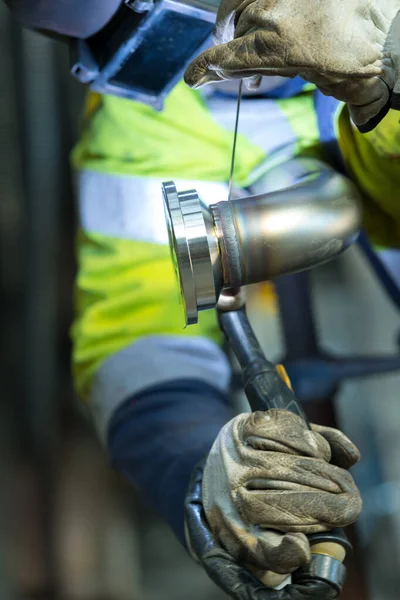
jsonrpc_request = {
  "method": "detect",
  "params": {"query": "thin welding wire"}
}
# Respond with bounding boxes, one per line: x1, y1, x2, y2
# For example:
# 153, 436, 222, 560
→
227, 79, 243, 202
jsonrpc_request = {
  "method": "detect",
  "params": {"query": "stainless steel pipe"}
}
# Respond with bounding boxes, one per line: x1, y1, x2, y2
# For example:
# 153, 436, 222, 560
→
163, 159, 362, 325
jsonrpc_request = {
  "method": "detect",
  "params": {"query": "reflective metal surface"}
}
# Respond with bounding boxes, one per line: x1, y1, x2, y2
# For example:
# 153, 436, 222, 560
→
162, 181, 218, 325
225, 163, 362, 285
295, 554, 346, 595
163, 159, 363, 325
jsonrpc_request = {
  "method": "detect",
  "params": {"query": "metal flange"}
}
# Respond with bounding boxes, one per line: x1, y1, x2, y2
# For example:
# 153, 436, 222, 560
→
162, 181, 218, 325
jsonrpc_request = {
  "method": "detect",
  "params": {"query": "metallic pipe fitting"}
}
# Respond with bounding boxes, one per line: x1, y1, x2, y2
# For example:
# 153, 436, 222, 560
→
163, 160, 362, 325
294, 554, 346, 596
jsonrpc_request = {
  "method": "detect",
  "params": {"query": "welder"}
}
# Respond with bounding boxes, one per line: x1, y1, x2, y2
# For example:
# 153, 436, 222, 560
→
5, 1, 400, 597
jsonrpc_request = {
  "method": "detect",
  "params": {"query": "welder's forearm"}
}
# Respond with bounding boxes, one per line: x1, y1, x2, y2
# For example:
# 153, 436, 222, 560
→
107, 380, 235, 545
4, 0, 122, 38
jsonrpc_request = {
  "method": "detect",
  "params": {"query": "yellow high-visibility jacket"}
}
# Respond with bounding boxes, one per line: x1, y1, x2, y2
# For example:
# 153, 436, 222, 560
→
71, 79, 400, 442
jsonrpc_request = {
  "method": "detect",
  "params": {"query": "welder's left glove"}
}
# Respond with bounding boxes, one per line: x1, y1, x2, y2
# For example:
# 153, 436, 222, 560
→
186, 409, 361, 581
184, 0, 400, 132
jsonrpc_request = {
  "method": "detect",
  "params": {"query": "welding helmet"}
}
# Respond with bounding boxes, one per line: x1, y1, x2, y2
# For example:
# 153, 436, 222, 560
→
6, 0, 219, 108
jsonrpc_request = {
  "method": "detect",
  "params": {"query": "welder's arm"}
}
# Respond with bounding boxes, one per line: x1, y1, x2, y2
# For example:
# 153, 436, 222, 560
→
108, 377, 235, 543
185, 0, 400, 132
108, 387, 362, 597
4, 0, 121, 37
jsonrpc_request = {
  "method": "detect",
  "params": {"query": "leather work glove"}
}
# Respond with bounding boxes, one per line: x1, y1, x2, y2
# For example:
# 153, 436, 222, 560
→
184, 0, 400, 132
186, 409, 361, 582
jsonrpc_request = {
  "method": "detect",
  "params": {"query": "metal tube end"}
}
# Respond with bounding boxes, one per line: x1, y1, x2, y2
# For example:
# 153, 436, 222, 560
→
163, 161, 362, 325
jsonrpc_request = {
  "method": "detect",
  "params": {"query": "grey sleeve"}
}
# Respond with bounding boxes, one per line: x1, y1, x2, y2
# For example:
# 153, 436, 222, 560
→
4, 0, 122, 38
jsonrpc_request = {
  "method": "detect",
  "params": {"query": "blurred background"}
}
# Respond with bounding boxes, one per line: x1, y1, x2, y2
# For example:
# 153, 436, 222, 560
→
2, 4, 400, 599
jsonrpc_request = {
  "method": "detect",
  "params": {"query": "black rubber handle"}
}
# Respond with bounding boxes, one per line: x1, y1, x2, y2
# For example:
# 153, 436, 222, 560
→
219, 306, 308, 417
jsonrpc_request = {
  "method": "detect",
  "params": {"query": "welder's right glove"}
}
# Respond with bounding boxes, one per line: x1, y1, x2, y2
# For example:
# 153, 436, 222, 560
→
187, 409, 362, 578
184, 0, 400, 132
